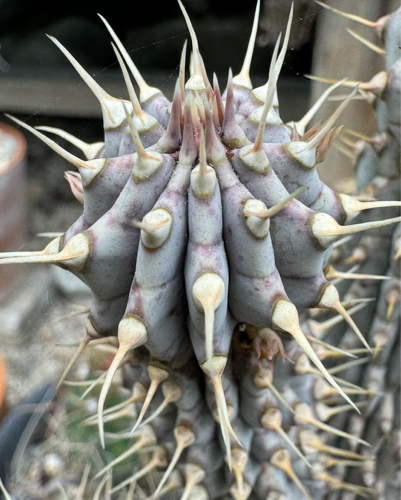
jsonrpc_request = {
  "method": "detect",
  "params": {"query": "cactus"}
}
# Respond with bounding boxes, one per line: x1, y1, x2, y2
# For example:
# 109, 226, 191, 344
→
1, 1, 400, 498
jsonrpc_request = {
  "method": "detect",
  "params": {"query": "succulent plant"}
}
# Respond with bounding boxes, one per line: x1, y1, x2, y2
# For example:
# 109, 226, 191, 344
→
1, 1, 400, 498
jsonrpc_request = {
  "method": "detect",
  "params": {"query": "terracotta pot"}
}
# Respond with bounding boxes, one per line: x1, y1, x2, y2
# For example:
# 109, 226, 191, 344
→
0, 353, 5, 421
0, 122, 27, 298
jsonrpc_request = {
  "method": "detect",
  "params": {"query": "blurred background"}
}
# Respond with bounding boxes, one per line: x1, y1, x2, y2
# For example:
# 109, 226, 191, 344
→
0, 0, 398, 453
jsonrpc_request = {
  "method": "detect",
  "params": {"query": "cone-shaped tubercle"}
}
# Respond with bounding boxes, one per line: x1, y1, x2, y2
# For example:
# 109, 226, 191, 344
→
152, 471, 183, 499
180, 94, 197, 165
315, 400, 368, 422
0, 235, 61, 261
295, 352, 368, 391
180, 464, 205, 500
110, 446, 169, 494
311, 211, 401, 248
192, 273, 225, 362
261, 407, 311, 467
201, 356, 242, 470
139, 381, 181, 429
64, 171, 84, 204
312, 464, 374, 497
243, 187, 305, 225
299, 429, 367, 460
317, 284, 372, 352
84, 381, 146, 423
306, 333, 358, 359
153, 424, 196, 497
229, 447, 248, 499
271, 298, 360, 413
254, 367, 293, 413
121, 101, 164, 179
222, 69, 251, 149
134, 208, 173, 249
0, 232, 89, 269
313, 378, 375, 400
325, 264, 390, 282
97, 315, 148, 448
271, 448, 313, 500
191, 128, 217, 198
130, 363, 169, 435
157, 80, 182, 153
294, 403, 370, 446
242, 199, 271, 238
338, 192, 401, 223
